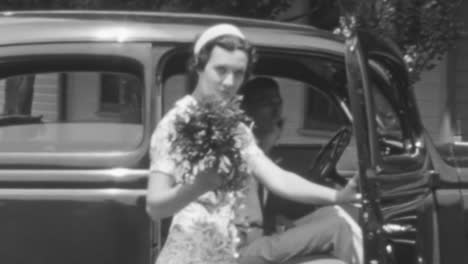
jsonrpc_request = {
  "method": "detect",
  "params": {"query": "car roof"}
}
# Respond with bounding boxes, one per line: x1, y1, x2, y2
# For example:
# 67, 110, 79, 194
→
0, 10, 344, 54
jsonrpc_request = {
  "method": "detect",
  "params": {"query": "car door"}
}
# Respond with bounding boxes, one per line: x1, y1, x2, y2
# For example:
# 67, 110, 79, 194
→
343, 26, 456, 264
0, 42, 155, 264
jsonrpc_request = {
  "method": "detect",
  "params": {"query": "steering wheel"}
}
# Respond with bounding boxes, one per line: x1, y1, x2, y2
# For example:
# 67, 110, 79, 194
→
307, 126, 352, 186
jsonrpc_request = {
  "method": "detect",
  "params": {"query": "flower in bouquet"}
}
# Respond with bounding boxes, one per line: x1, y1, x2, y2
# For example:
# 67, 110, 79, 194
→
169, 96, 252, 192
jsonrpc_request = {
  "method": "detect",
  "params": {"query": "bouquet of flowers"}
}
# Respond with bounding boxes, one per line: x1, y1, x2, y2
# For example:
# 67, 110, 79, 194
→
169, 96, 252, 192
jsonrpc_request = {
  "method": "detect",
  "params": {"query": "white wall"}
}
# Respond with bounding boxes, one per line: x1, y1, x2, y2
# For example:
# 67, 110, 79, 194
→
66, 73, 123, 122
66, 73, 101, 121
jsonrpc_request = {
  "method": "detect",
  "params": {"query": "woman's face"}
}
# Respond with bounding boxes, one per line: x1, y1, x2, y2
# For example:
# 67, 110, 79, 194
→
196, 46, 248, 102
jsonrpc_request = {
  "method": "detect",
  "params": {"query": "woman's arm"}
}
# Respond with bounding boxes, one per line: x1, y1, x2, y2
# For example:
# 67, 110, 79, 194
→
146, 167, 223, 220
146, 110, 213, 220
249, 152, 359, 205
146, 171, 201, 220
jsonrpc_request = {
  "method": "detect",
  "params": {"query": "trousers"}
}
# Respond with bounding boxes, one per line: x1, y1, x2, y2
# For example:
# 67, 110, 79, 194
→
238, 205, 363, 264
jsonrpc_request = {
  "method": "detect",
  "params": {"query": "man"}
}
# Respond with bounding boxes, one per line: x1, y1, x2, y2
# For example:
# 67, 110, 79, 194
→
146, 23, 360, 264
238, 77, 363, 264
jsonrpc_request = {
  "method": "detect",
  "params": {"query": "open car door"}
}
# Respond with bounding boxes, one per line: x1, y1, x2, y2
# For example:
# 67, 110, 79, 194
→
344, 23, 392, 264
343, 16, 446, 264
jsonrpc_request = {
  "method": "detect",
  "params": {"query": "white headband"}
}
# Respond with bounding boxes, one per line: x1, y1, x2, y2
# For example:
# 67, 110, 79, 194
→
194, 23, 246, 55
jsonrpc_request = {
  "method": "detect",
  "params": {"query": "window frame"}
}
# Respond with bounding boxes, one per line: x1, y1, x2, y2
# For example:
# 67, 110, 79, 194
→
0, 42, 154, 168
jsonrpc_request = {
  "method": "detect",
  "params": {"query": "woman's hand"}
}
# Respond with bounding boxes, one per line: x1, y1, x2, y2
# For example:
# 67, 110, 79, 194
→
335, 174, 362, 204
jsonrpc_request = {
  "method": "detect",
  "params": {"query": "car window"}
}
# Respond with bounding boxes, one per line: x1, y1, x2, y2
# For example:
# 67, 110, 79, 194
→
162, 72, 349, 145
0, 72, 143, 152
160, 50, 350, 144
303, 84, 347, 133
339, 79, 405, 162
269, 76, 348, 145
372, 80, 403, 141
367, 63, 407, 158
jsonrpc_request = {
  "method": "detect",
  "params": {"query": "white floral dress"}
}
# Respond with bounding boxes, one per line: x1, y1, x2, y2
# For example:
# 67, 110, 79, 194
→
150, 95, 264, 264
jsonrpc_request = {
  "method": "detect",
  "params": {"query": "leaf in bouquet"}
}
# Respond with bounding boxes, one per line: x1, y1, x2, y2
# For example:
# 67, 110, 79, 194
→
169, 96, 252, 191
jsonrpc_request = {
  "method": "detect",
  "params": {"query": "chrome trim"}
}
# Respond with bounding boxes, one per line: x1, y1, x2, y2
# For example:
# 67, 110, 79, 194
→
0, 188, 146, 205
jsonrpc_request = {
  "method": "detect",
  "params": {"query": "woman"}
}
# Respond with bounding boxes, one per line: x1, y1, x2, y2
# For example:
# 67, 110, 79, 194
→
146, 23, 360, 264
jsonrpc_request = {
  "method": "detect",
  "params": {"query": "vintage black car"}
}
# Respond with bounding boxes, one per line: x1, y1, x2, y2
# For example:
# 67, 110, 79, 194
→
0, 10, 465, 264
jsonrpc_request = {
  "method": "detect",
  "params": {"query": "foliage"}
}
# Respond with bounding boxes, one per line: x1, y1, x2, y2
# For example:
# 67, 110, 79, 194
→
335, 0, 464, 83
170, 96, 251, 192
156, 0, 291, 19
0, 0, 292, 19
